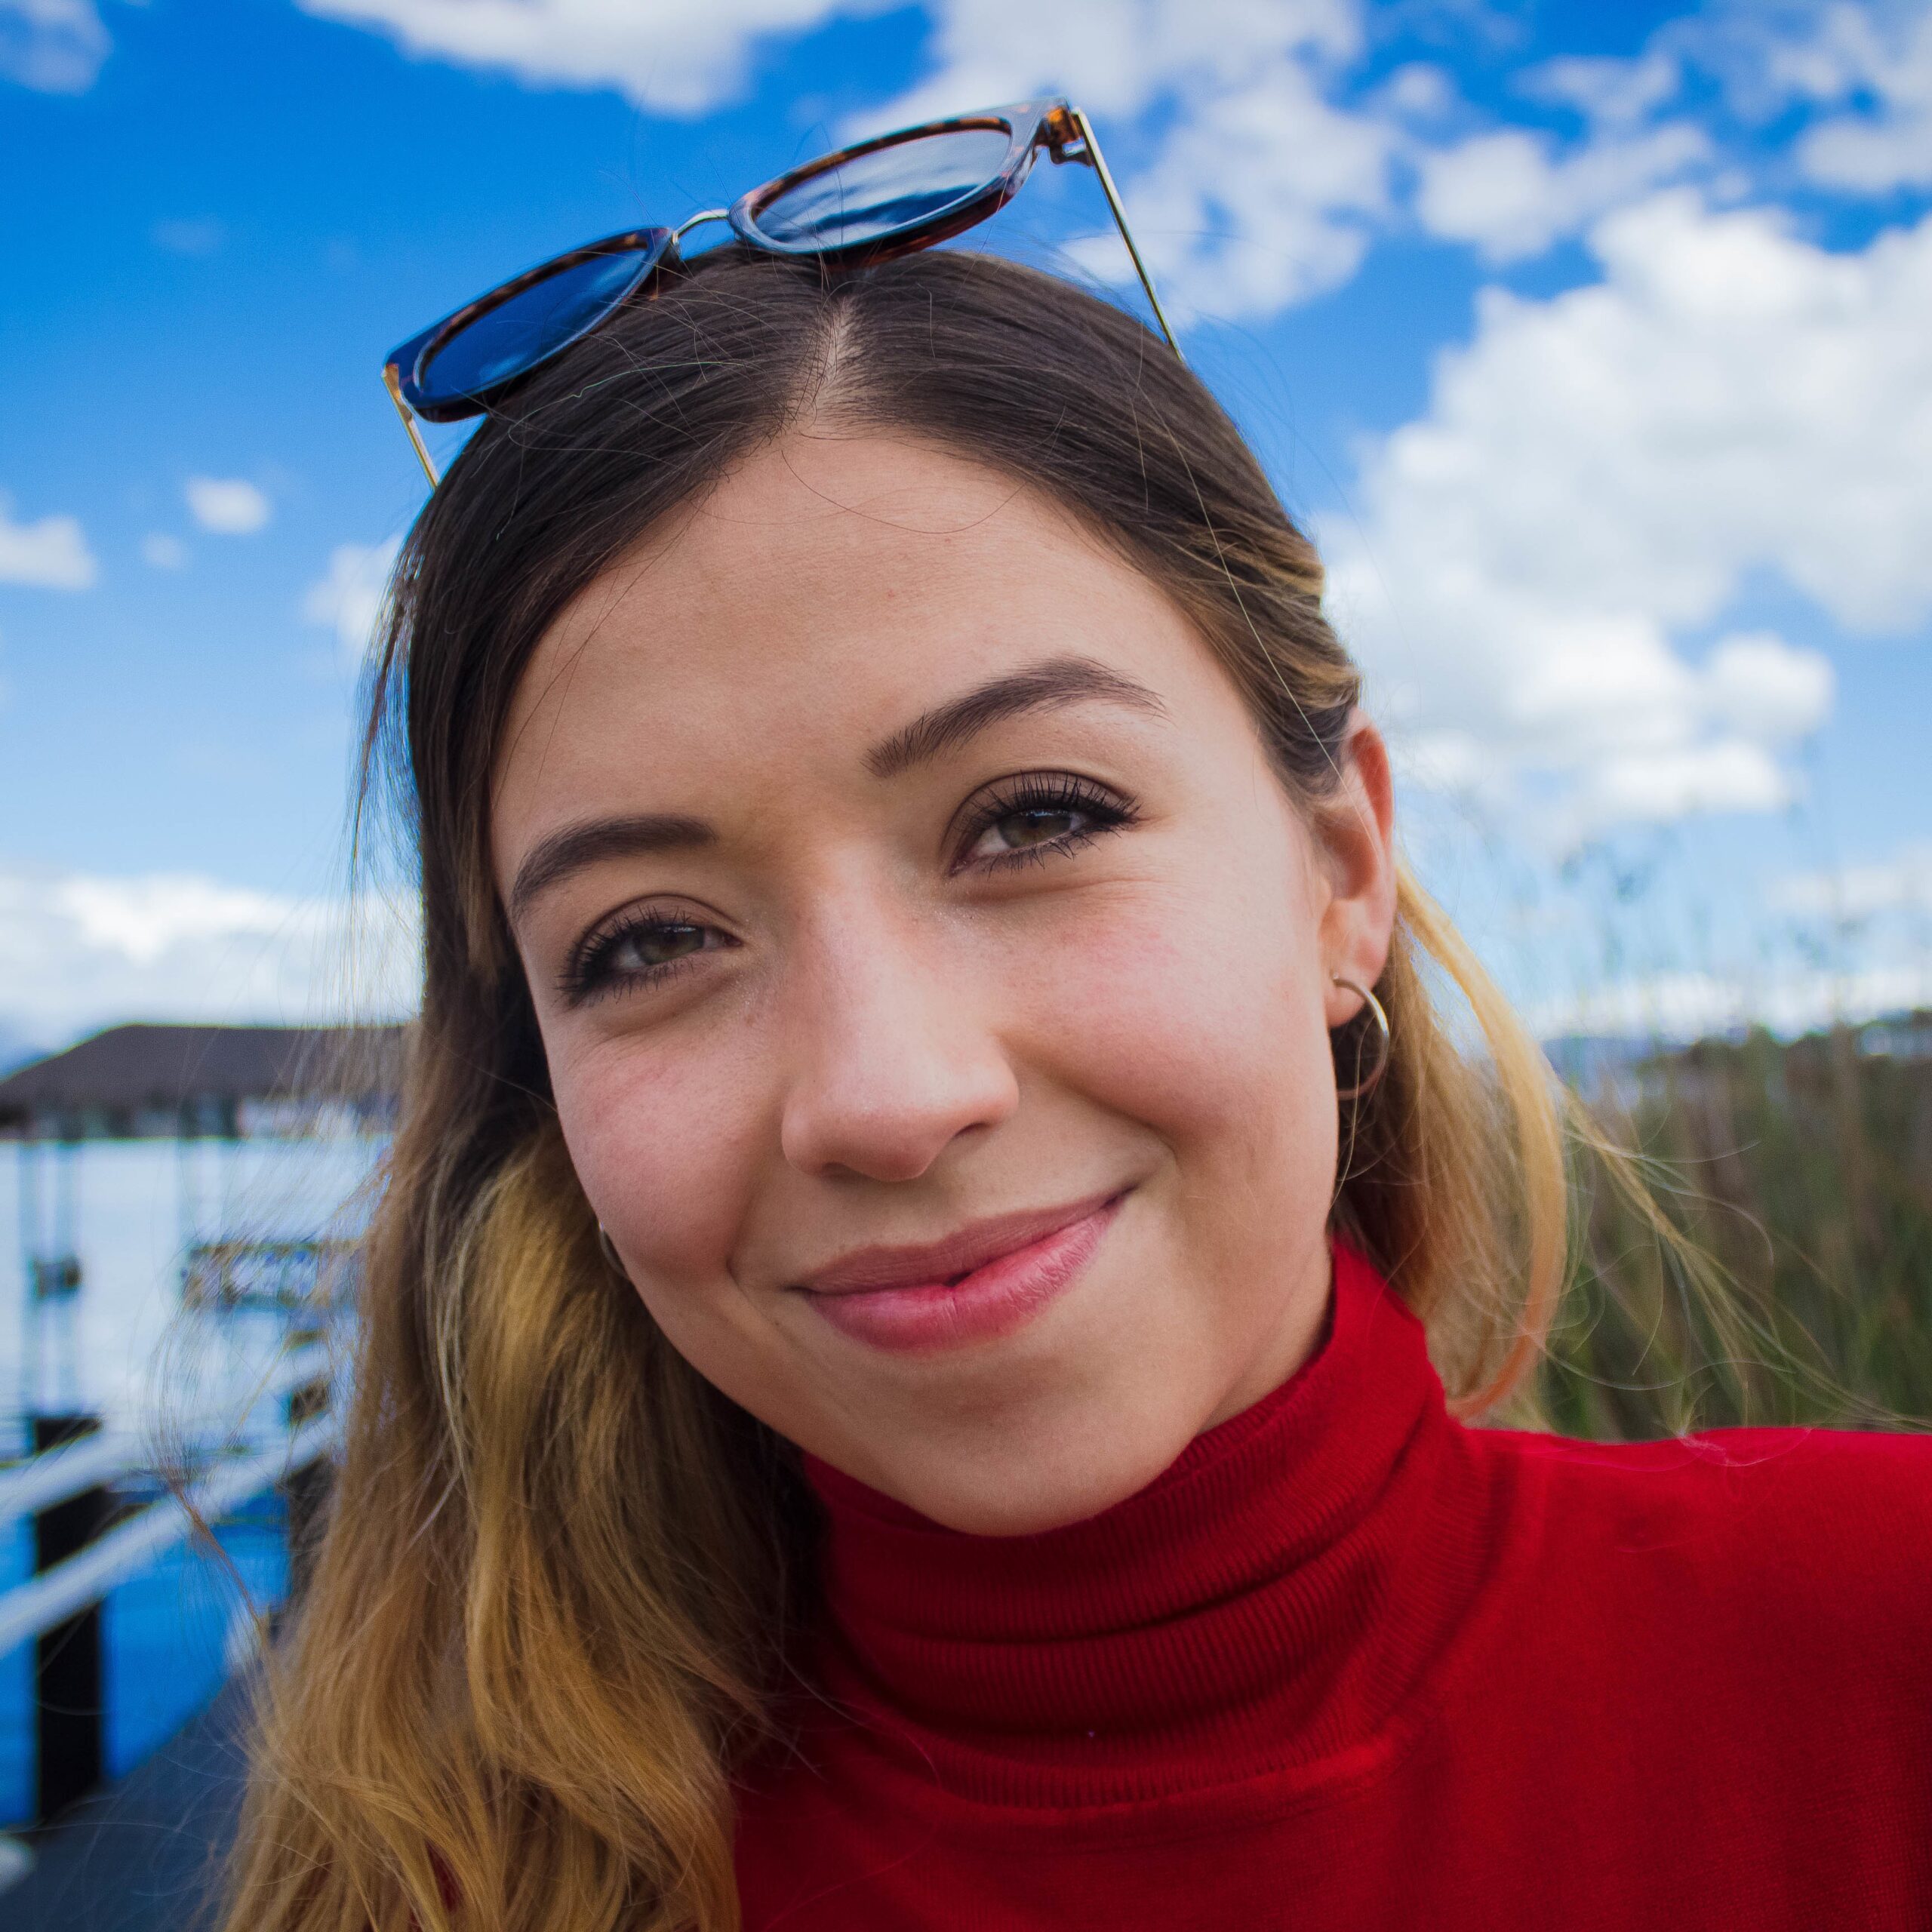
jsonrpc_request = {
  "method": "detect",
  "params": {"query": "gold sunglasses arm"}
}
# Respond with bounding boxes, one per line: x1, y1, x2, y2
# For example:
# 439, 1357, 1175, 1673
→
672, 207, 731, 242
383, 363, 442, 488
1068, 107, 1183, 363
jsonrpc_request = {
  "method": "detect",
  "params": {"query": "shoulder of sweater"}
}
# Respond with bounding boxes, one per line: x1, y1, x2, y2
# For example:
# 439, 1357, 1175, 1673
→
1463, 1418, 1932, 1648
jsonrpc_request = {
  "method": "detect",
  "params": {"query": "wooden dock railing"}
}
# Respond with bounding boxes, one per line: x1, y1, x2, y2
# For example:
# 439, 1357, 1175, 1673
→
0, 1345, 337, 1823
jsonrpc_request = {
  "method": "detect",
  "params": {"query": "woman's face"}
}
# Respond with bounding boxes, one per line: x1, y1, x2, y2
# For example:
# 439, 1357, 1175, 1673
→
493, 432, 1395, 1535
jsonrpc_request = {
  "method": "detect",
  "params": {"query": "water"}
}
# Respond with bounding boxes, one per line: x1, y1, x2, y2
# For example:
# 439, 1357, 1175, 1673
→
0, 1133, 380, 1824
1, 1137, 383, 1435
0, 1506, 289, 1826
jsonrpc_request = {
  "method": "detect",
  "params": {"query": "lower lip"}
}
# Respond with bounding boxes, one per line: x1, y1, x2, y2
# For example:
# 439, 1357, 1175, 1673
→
799, 1193, 1126, 1355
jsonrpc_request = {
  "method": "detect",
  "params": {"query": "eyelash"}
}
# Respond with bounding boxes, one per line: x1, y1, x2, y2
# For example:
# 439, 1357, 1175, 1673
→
952, 771, 1138, 875
558, 772, 1140, 1007
558, 904, 715, 1008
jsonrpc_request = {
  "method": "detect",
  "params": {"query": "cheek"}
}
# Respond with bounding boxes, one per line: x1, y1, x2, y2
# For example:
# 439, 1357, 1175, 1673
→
549, 1034, 761, 1290
546, 1028, 832, 1452
1008, 870, 1337, 1182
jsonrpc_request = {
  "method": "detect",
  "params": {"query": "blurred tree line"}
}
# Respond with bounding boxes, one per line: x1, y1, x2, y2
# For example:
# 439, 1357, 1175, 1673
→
1538, 1014, 1932, 1438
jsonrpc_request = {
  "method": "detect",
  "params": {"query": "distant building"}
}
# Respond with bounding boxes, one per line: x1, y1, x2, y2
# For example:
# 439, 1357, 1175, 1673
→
0, 1026, 402, 1426
0, 1024, 405, 1143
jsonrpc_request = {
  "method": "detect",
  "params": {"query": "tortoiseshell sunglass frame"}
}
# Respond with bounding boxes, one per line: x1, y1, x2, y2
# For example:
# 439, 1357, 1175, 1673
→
381, 98, 1182, 486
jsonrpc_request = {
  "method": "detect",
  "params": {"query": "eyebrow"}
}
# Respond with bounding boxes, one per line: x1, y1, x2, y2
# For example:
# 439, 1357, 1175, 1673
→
508, 813, 715, 924
862, 654, 1167, 781
506, 655, 1166, 923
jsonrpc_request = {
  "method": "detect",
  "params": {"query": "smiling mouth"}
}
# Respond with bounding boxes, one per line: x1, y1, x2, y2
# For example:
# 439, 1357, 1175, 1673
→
794, 1189, 1129, 1354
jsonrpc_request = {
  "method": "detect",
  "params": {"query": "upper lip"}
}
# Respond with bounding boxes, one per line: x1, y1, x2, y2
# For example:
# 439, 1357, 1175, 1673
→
796, 1188, 1124, 1297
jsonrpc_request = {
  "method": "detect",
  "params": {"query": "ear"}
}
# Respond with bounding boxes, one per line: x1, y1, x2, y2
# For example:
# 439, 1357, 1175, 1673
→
1312, 709, 1398, 1031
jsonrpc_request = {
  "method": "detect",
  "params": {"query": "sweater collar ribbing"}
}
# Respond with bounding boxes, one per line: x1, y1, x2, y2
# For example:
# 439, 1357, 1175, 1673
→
799, 1239, 1483, 1803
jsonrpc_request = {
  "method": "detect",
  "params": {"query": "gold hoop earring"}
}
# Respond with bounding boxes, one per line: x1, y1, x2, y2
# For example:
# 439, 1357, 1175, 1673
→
1329, 974, 1390, 1102
596, 1223, 630, 1281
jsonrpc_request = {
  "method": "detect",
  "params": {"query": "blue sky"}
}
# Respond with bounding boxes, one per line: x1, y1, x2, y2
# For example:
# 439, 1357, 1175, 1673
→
2, 0, 1930, 1051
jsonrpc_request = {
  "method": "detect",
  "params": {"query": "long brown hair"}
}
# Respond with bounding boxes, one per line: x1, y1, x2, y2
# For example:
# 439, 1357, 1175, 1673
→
226, 246, 1574, 1932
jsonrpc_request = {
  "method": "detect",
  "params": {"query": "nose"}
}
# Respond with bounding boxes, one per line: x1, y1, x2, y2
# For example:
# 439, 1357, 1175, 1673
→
778, 895, 1020, 1183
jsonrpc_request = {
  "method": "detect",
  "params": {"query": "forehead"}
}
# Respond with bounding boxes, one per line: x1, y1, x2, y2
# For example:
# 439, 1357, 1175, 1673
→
492, 433, 1238, 844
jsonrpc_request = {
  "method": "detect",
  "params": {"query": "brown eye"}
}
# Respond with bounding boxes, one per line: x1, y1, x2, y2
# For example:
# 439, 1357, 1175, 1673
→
992, 807, 1084, 851
561, 909, 733, 1005
955, 773, 1139, 874
610, 922, 706, 971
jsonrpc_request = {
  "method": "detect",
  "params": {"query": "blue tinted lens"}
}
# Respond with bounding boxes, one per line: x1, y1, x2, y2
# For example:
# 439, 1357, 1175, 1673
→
757, 127, 1017, 249
417, 248, 657, 405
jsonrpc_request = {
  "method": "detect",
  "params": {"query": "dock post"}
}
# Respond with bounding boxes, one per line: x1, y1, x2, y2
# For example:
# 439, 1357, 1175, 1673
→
281, 1342, 333, 1607
30, 1411, 112, 1824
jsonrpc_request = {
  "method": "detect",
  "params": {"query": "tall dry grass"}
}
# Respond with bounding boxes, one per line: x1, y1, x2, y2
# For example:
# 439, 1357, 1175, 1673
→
1539, 1014, 1932, 1438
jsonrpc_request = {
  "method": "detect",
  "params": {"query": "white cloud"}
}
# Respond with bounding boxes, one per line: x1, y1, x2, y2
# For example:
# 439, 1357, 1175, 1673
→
1065, 56, 1395, 320
303, 537, 401, 666
1566, 739, 1792, 831
0, 0, 109, 92
1525, 50, 1684, 128
301, 0, 1868, 326
1380, 61, 1454, 122
0, 494, 97, 589
269, 0, 1932, 327
295, 0, 883, 115
1670, 2, 1932, 195
854, 0, 1394, 321
1534, 958, 1932, 1043
1414, 45, 1712, 263
849, 0, 1361, 131
186, 476, 272, 535
1414, 119, 1708, 263
140, 533, 188, 571
1747, 1, 1932, 194
1324, 189, 1932, 840
1699, 630, 1834, 744
296, 0, 1398, 323
299, 0, 1363, 130
1774, 841, 1932, 921
0, 865, 420, 1047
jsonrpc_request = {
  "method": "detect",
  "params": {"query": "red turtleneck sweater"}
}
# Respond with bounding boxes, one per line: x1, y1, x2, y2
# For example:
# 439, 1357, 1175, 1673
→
732, 1240, 1932, 1929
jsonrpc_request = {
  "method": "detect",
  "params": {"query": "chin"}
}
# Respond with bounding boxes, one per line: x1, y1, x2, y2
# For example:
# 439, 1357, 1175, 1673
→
886, 1424, 1195, 1538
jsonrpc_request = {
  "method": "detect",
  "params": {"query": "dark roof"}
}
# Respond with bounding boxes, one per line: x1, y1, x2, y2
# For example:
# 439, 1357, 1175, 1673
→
0, 1023, 405, 1129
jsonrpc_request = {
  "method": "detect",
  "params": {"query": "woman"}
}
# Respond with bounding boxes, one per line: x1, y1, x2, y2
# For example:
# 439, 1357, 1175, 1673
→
226, 184, 1931, 1930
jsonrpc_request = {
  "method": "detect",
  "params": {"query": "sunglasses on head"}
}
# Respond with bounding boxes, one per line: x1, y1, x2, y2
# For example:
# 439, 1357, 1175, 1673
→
381, 98, 1180, 486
